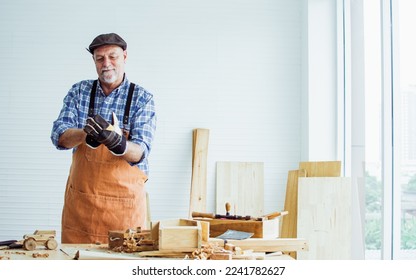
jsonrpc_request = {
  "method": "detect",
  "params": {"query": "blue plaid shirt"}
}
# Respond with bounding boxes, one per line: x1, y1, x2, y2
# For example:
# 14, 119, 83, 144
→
51, 77, 156, 175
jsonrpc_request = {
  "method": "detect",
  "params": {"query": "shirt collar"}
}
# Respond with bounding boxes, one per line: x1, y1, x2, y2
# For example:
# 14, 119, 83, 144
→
96, 74, 129, 97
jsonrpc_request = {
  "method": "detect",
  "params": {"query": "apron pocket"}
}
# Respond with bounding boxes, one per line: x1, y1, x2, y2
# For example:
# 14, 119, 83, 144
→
63, 185, 143, 236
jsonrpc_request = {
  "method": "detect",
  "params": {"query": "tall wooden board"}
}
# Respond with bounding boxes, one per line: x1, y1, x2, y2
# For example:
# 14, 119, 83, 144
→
280, 169, 306, 259
216, 162, 264, 217
189, 128, 209, 217
297, 177, 352, 260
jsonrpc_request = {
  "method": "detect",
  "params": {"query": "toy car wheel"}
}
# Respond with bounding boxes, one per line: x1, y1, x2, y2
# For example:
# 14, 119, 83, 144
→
46, 239, 58, 250
23, 238, 37, 251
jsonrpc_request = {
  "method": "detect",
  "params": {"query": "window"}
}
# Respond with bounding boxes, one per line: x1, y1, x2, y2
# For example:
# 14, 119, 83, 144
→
350, 0, 416, 259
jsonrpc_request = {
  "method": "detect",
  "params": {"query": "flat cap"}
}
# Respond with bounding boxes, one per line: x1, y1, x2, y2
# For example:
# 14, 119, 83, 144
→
87, 33, 127, 54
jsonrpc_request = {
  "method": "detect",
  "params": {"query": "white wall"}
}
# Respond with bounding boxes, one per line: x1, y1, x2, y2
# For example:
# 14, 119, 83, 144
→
0, 0, 340, 242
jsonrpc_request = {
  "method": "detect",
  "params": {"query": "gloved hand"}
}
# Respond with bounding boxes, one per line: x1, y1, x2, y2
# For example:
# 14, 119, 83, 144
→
83, 112, 127, 156
85, 135, 101, 149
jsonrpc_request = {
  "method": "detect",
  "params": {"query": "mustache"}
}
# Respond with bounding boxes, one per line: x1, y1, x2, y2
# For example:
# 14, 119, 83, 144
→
101, 67, 115, 72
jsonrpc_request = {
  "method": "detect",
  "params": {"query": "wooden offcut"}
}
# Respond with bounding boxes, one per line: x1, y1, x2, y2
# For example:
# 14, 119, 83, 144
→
297, 177, 352, 260
189, 128, 210, 217
216, 161, 264, 217
299, 161, 341, 177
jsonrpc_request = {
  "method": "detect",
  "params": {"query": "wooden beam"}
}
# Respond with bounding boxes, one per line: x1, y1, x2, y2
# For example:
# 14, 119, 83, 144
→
280, 169, 306, 259
189, 128, 210, 217
207, 238, 308, 252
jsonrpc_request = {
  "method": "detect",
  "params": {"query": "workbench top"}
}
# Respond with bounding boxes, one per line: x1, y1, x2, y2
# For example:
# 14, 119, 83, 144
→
0, 243, 294, 260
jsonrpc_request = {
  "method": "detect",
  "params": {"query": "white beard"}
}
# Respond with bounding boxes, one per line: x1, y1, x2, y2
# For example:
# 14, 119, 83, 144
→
101, 69, 117, 83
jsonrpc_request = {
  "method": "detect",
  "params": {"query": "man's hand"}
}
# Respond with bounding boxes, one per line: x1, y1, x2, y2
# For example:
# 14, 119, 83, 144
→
83, 113, 127, 156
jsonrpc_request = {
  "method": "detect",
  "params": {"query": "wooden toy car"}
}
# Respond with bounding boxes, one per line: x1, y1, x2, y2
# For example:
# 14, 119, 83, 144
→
22, 230, 58, 251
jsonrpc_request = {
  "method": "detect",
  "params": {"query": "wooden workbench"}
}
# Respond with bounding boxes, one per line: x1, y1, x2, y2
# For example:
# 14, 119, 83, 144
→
0, 242, 296, 260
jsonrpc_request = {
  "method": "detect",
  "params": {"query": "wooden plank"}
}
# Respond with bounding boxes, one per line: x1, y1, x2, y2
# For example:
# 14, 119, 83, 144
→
297, 177, 352, 260
75, 250, 142, 260
280, 169, 306, 259
138, 250, 188, 258
207, 238, 308, 252
299, 161, 341, 177
216, 162, 264, 217
189, 128, 210, 217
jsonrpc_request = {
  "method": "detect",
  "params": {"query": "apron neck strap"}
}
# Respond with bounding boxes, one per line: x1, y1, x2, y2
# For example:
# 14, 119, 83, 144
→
88, 80, 135, 126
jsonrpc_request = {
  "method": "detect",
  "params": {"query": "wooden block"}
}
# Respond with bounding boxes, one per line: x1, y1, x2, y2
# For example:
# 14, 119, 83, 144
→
297, 177, 351, 260
299, 161, 341, 177
158, 219, 202, 252
189, 128, 210, 217
108, 231, 125, 248
195, 217, 280, 238
234, 246, 243, 255
232, 251, 266, 260
216, 162, 264, 217
210, 252, 232, 260
200, 221, 210, 242
224, 243, 235, 251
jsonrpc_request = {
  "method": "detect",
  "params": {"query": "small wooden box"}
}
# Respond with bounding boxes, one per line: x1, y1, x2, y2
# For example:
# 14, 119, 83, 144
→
156, 219, 202, 252
194, 218, 280, 239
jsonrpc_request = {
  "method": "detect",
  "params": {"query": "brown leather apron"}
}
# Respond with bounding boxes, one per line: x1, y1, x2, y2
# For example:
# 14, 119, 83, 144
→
61, 80, 147, 244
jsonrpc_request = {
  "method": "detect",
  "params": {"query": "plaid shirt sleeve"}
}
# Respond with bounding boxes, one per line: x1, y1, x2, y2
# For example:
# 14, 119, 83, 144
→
128, 86, 157, 173
50, 83, 85, 150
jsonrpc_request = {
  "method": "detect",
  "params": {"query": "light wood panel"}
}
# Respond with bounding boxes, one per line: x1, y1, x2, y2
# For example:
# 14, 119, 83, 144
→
280, 169, 306, 259
216, 162, 264, 217
299, 161, 341, 177
189, 128, 210, 217
297, 177, 352, 260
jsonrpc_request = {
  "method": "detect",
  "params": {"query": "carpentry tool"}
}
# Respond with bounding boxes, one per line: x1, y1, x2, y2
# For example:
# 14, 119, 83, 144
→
225, 202, 231, 216
215, 230, 254, 240
192, 210, 288, 221
191, 211, 251, 220
0, 240, 22, 250
192, 202, 251, 220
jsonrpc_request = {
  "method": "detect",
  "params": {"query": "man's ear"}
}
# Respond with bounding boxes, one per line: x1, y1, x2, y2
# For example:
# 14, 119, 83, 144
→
123, 50, 127, 62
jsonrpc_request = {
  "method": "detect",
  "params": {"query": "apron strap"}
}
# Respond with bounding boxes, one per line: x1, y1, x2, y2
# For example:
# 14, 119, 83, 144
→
123, 82, 135, 125
88, 80, 135, 126
88, 80, 98, 117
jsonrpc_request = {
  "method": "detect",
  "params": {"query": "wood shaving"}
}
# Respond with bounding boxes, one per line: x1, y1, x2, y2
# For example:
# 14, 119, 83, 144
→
32, 252, 49, 258
4, 251, 26, 255
191, 242, 231, 260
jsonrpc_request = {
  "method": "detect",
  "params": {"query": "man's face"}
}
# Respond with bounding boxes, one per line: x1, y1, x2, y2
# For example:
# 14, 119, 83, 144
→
93, 45, 127, 85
